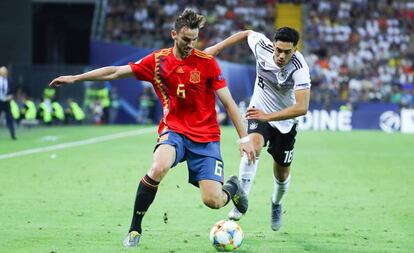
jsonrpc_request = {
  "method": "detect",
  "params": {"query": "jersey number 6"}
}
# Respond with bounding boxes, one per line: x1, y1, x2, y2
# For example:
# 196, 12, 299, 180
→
177, 84, 186, 99
214, 160, 223, 176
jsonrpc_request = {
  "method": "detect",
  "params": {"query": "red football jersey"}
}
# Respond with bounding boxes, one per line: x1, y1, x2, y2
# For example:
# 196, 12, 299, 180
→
129, 48, 227, 143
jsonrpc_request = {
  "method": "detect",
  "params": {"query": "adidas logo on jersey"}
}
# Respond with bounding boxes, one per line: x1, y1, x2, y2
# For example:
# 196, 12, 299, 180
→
249, 122, 258, 130
176, 67, 184, 73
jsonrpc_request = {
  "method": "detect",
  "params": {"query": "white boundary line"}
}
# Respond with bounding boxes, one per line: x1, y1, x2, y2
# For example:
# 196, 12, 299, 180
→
0, 127, 155, 160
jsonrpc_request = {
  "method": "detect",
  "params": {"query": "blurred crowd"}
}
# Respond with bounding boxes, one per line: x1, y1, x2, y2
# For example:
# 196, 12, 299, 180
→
10, 87, 86, 127
304, 0, 414, 108
9, 86, 115, 127
102, 0, 414, 108
103, 0, 276, 63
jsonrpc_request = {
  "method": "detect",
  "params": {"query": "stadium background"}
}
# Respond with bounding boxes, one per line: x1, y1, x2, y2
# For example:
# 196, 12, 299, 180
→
1, 0, 413, 132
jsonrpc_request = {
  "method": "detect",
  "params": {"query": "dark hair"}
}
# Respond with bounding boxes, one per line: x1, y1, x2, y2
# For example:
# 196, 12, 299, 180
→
273, 27, 300, 46
174, 8, 206, 32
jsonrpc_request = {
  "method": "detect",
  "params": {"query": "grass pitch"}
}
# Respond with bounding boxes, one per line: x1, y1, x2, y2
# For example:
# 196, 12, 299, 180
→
0, 125, 413, 253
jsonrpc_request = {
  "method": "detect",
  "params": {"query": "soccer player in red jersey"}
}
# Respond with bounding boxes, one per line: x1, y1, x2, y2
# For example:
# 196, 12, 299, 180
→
49, 8, 255, 247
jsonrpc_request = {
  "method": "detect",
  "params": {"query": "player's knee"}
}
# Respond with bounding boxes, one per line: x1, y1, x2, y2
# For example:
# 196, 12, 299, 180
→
254, 147, 262, 156
202, 194, 222, 209
275, 164, 290, 182
149, 162, 170, 179
251, 138, 263, 155
278, 172, 289, 182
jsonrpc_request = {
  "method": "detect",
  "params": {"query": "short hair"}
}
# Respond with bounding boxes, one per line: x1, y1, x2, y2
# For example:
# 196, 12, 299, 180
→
174, 8, 206, 32
273, 27, 300, 46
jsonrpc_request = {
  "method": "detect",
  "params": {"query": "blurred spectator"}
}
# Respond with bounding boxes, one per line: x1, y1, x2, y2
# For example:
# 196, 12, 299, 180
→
215, 103, 227, 125
20, 93, 38, 127
65, 98, 85, 124
92, 99, 104, 125
97, 87, 111, 124
9, 98, 20, 123
0, 66, 17, 140
38, 98, 53, 125
109, 86, 121, 123
84, 85, 112, 124
137, 86, 155, 124
43, 87, 56, 100
52, 99, 65, 124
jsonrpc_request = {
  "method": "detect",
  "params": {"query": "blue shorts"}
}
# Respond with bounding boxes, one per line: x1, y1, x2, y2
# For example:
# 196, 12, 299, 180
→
155, 130, 224, 187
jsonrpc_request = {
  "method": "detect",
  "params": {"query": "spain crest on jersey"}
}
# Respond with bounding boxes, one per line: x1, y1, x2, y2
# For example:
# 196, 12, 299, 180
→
189, 70, 200, 83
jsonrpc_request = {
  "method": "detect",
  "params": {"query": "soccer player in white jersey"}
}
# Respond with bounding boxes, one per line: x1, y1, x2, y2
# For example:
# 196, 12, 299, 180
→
205, 27, 311, 231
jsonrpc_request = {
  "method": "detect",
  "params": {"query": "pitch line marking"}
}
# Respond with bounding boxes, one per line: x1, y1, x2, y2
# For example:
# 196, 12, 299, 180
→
0, 127, 155, 160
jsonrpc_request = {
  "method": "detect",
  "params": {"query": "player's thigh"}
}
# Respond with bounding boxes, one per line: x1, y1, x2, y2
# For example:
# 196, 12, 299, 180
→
187, 154, 224, 187
148, 144, 176, 180
249, 132, 265, 155
149, 131, 186, 179
247, 119, 271, 156
268, 124, 297, 168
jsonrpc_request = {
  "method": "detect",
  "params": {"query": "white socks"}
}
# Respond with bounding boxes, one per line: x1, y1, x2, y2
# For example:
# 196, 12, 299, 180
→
272, 174, 291, 205
238, 153, 291, 206
238, 154, 259, 196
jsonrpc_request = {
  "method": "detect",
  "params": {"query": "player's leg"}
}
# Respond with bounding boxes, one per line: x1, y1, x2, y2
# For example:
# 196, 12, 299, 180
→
229, 120, 271, 220
239, 132, 263, 195
124, 144, 176, 247
228, 132, 263, 220
130, 144, 176, 232
269, 125, 296, 231
187, 151, 228, 209
124, 132, 184, 247
3, 102, 16, 140
272, 162, 291, 204
186, 142, 248, 213
271, 162, 291, 231
199, 179, 229, 209
199, 176, 248, 213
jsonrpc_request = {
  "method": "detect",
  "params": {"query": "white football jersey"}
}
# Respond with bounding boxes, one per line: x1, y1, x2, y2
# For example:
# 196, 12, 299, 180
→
247, 31, 311, 133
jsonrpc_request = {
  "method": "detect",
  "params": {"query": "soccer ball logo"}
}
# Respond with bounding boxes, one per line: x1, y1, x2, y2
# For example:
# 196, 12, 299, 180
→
209, 220, 243, 252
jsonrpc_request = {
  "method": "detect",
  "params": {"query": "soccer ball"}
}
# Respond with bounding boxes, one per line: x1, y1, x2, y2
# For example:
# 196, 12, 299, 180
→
209, 220, 243, 252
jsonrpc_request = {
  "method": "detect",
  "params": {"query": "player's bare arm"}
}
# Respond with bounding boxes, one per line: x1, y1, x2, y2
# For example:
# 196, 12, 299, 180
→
246, 88, 310, 122
49, 65, 133, 87
204, 30, 254, 56
216, 87, 256, 163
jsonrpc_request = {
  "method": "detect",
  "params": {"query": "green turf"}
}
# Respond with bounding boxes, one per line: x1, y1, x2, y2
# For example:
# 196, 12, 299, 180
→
0, 126, 413, 252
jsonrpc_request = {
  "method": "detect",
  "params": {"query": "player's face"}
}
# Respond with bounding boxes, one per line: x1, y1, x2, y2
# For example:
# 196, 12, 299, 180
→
172, 26, 199, 59
273, 41, 296, 67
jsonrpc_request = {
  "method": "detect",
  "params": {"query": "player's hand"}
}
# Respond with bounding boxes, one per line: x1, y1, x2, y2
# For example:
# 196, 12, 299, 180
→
239, 141, 256, 164
246, 107, 269, 122
49, 75, 76, 87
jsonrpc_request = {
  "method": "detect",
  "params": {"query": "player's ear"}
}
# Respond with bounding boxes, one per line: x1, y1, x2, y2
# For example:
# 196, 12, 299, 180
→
272, 41, 277, 50
171, 30, 177, 40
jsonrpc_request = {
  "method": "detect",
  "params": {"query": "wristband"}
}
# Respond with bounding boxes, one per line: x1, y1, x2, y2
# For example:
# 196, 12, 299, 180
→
237, 136, 250, 144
